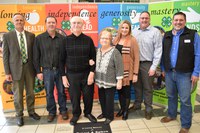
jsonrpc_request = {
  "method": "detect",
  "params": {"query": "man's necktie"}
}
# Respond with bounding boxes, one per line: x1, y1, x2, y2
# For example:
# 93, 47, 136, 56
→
19, 33, 27, 63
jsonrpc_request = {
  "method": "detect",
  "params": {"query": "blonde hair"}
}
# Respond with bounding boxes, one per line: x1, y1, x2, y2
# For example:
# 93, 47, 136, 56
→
99, 29, 112, 42
113, 20, 132, 45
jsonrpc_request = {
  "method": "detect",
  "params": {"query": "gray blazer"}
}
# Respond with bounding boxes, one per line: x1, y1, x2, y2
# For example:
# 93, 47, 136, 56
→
3, 30, 35, 80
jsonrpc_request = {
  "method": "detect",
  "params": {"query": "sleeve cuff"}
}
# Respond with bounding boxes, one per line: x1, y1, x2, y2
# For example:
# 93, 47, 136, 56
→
116, 76, 123, 80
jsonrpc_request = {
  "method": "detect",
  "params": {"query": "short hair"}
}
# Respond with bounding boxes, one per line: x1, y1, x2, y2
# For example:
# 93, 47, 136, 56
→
140, 11, 150, 17
70, 16, 83, 24
99, 29, 112, 42
12, 13, 25, 21
173, 12, 186, 21
45, 16, 57, 23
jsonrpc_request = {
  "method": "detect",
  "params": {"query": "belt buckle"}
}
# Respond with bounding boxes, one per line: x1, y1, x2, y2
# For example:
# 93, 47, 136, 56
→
171, 68, 176, 72
52, 67, 57, 70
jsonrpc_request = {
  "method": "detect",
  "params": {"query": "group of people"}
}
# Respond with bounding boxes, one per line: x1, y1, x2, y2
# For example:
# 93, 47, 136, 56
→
2, 11, 199, 133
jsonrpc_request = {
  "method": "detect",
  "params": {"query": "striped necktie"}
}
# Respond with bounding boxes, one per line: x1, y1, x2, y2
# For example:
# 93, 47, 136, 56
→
19, 33, 27, 63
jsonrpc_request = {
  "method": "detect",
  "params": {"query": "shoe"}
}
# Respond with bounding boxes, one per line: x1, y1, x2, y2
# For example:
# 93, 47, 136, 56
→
70, 116, 79, 126
85, 114, 97, 123
47, 115, 56, 122
145, 111, 153, 120
129, 104, 141, 111
97, 114, 105, 119
16, 117, 24, 126
179, 128, 189, 133
122, 111, 128, 120
29, 113, 41, 120
61, 112, 69, 120
116, 109, 123, 117
160, 116, 176, 123
104, 118, 112, 125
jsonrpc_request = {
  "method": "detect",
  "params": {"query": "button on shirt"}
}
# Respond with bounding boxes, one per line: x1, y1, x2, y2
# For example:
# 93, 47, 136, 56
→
170, 29, 184, 68
16, 30, 28, 57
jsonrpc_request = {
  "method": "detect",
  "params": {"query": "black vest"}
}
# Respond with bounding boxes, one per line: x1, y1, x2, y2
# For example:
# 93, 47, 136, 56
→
163, 27, 196, 73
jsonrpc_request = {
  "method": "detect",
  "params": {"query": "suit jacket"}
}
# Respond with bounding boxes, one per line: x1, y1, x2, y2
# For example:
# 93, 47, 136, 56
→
3, 30, 36, 80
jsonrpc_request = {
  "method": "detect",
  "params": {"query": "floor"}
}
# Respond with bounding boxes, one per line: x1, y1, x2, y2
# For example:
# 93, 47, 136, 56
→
0, 89, 200, 133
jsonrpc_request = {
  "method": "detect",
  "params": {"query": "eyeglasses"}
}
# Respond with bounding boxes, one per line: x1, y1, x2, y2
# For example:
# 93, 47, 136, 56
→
100, 37, 111, 40
71, 22, 82, 25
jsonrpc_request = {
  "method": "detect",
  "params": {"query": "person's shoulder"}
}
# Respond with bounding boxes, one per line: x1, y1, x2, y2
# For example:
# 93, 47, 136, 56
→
36, 32, 47, 38
25, 30, 35, 37
4, 30, 15, 36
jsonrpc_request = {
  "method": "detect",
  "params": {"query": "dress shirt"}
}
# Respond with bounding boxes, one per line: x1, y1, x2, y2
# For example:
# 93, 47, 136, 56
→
132, 25, 162, 71
170, 29, 184, 68
33, 31, 65, 73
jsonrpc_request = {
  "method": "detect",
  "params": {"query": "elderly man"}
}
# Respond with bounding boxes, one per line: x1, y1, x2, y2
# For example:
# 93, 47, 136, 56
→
60, 16, 97, 125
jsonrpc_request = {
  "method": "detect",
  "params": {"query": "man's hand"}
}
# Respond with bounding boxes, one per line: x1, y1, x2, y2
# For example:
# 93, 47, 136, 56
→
6, 74, 12, 81
132, 75, 138, 83
89, 59, 95, 66
148, 69, 155, 76
116, 79, 122, 90
191, 75, 199, 86
161, 72, 165, 77
37, 73, 43, 81
87, 72, 94, 85
62, 76, 70, 88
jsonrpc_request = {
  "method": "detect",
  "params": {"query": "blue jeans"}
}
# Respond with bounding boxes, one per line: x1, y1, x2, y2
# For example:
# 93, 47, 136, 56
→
165, 71, 192, 128
43, 68, 67, 115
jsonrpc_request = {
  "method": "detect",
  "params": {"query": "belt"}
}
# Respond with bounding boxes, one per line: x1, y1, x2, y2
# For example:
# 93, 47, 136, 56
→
170, 68, 176, 72
140, 61, 151, 63
43, 67, 57, 70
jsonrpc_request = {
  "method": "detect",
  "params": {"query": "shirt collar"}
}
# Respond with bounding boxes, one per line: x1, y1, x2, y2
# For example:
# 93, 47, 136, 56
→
138, 25, 152, 31
172, 28, 184, 36
44, 31, 60, 38
71, 33, 83, 38
15, 29, 25, 36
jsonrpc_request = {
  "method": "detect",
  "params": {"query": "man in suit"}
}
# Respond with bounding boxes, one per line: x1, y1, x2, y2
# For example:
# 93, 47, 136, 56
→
3, 13, 40, 126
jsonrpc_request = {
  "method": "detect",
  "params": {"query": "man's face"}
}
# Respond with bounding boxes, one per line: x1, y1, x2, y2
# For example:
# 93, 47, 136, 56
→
139, 12, 150, 29
13, 15, 25, 31
70, 17, 83, 33
46, 17, 57, 32
172, 14, 186, 31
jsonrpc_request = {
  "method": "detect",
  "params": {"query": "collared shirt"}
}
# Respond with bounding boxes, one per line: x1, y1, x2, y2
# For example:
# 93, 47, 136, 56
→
170, 29, 184, 68
15, 30, 28, 57
133, 25, 162, 70
170, 29, 200, 77
33, 31, 65, 73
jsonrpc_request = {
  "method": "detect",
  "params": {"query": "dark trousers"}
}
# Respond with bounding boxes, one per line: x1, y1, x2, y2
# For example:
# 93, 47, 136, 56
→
43, 68, 67, 115
13, 63, 35, 117
98, 87, 115, 120
134, 62, 154, 112
117, 85, 131, 111
67, 72, 94, 117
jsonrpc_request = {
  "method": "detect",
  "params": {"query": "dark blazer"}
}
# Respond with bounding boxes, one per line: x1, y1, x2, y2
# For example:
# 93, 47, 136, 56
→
3, 30, 35, 80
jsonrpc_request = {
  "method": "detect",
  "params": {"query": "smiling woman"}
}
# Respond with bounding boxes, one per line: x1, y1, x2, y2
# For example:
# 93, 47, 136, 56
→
95, 29, 124, 125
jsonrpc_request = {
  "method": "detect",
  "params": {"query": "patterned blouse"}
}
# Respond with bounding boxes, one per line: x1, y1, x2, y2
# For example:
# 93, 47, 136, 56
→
95, 47, 124, 89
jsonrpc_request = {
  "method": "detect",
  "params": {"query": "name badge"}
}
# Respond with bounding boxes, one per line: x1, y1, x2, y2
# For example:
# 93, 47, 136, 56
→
184, 39, 191, 43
